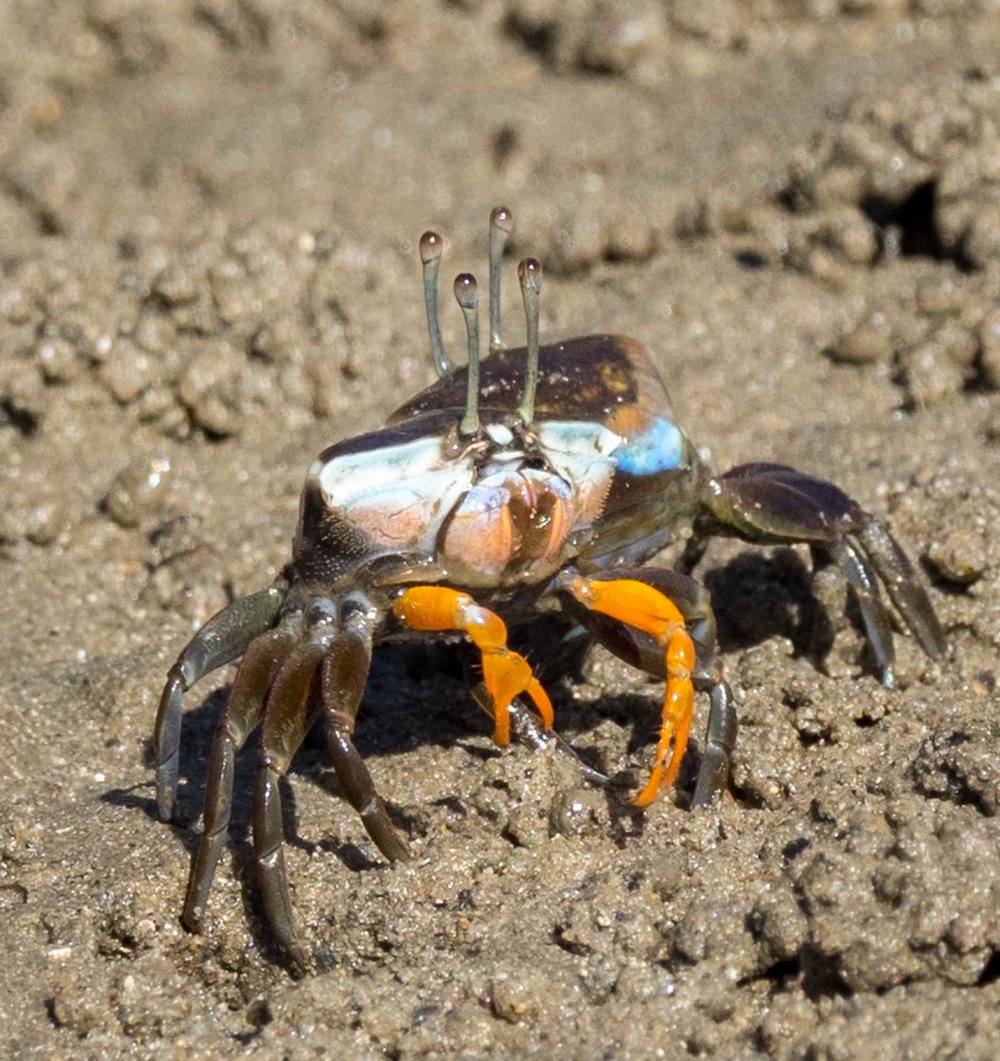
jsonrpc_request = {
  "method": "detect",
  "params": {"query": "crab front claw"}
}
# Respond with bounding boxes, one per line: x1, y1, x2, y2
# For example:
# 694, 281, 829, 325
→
695, 462, 947, 687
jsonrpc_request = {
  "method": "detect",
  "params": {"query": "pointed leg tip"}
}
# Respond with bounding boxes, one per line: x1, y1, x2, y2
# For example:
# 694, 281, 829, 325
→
287, 946, 312, 978
925, 627, 949, 662
181, 907, 203, 934
392, 840, 414, 863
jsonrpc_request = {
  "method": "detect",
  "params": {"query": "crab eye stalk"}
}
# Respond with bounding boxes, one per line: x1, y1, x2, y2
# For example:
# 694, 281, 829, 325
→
454, 273, 481, 437
420, 230, 450, 378
516, 257, 542, 428
488, 206, 513, 354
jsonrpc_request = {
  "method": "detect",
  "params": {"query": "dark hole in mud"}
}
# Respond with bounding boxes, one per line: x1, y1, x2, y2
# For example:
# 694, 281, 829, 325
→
43, 999, 60, 1033
245, 998, 273, 1029
795, 728, 825, 748
553, 925, 592, 957
741, 956, 801, 989
735, 250, 768, 270
503, 12, 557, 63
0, 398, 40, 437
117, 235, 140, 260
783, 837, 811, 861
978, 950, 1000, 987
799, 945, 855, 1001
492, 123, 519, 170
726, 780, 770, 810
860, 181, 974, 270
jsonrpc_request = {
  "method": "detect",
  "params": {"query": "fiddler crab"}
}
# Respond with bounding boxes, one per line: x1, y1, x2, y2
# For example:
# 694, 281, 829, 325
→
155, 207, 946, 971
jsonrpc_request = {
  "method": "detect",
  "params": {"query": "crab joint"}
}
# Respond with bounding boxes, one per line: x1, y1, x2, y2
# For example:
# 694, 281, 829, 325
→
565, 576, 695, 807
392, 586, 553, 745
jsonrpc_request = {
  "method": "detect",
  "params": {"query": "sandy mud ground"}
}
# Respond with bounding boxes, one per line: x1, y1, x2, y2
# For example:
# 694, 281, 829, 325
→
2, 2, 1000, 1057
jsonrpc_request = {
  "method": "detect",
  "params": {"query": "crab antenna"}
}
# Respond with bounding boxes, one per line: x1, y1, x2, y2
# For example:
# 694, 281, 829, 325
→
488, 206, 513, 353
420, 230, 450, 378
515, 257, 542, 427
454, 273, 481, 436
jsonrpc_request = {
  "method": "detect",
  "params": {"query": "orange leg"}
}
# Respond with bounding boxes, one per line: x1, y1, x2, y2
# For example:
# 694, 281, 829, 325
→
392, 586, 553, 746
564, 576, 695, 807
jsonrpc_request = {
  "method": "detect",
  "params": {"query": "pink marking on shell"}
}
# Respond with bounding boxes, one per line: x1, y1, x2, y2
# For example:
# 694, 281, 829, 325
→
442, 470, 577, 586
347, 500, 434, 548
442, 485, 515, 582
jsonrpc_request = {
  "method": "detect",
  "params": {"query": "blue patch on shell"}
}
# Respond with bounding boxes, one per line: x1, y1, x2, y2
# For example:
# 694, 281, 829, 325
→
614, 417, 684, 476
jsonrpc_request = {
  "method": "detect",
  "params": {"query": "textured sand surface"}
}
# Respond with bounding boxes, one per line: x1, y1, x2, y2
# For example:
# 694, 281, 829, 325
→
1, 3, 999, 1057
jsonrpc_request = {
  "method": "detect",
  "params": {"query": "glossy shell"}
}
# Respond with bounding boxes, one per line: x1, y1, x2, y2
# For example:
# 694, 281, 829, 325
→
292, 336, 706, 594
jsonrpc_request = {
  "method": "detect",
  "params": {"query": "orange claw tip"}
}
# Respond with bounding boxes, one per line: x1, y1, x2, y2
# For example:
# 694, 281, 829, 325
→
492, 713, 511, 747
632, 762, 666, 808
527, 678, 554, 730
632, 748, 684, 807
482, 653, 554, 746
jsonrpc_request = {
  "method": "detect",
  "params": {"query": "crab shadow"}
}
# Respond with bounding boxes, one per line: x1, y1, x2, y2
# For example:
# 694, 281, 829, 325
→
701, 546, 841, 661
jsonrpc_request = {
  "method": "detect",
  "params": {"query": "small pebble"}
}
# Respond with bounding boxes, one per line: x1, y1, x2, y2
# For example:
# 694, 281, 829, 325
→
36, 338, 81, 383
99, 339, 155, 404
901, 340, 965, 408
25, 496, 67, 545
926, 529, 987, 585
104, 455, 172, 528
549, 787, 604, 838
828, 315, 893, 366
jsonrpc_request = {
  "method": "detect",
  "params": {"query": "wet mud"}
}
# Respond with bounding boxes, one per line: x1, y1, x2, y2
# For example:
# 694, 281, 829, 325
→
1, 2, 999, 1057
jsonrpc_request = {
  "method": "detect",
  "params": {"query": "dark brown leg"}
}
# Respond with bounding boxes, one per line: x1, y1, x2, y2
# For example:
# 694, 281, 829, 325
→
828, 538, 894, 683
856, 517, 947, 666
320, 602, 410, 863
690, 680, 736, 809
253, 600, 335, 972
182, 623, 296, 932
155, 580, 287, 821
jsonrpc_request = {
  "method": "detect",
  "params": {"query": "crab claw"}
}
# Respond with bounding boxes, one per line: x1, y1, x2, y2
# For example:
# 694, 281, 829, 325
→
699, 462, 946, 686
392, 585, 554, 745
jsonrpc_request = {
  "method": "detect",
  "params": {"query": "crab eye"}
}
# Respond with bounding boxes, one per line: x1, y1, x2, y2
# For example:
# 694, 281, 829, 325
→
419, 229, 448, 378
454, 272, 481, 437
516, 256, 542, 428
489, 205, 513, 354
